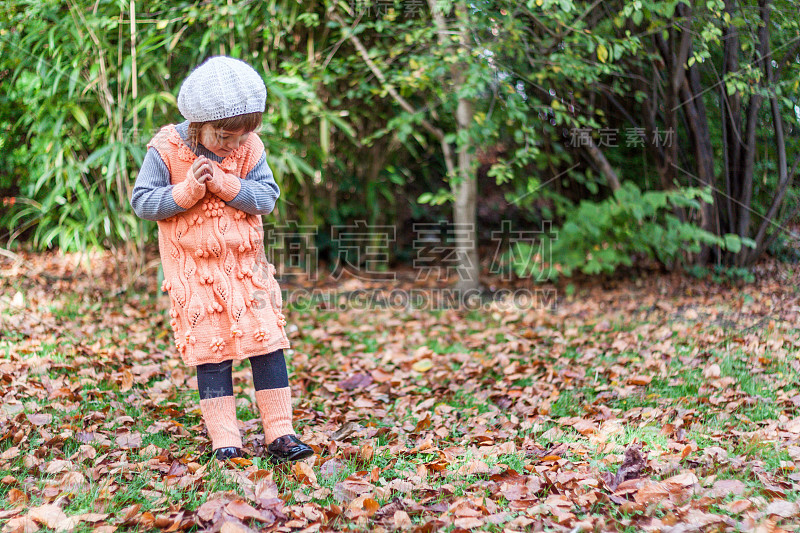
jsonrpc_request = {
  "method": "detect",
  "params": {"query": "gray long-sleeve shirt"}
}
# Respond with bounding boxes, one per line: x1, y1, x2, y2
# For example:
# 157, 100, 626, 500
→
130, 120, 280, 221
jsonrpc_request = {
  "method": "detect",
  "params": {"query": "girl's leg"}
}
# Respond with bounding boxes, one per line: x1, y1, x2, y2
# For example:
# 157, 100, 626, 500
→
196, 360, 242, 451
250, 349, 295, 445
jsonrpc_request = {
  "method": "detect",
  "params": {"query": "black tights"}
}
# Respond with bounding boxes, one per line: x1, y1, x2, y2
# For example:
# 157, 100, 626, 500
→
196, 349, 289, 400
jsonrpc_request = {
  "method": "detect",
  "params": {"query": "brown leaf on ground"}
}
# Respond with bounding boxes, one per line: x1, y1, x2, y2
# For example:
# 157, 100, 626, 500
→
373, 498, 407, 522
25, 414, 52, 426
219, 520, 258, 533
457, 459, 489, 476
225, 500, 274, 524
319, 458, 346, 477
254, 477, 280, 502
702, 363, 721, 379
115, 432, 142, 449
333, 479, 375, 503
628, 375, 652, 386
196, 499, 227, 523
394, 510, 412, 529
293, 461, 317, 486
633, 480, 669, 505
764, 500, 798, 518
709, 479, 746, 498
602, 443, 647, 492
339, 373, 373, 390
3, 516, 39, 533
331, 421, 362, 441
7, 488, 28, 506
27, 504, 67, 528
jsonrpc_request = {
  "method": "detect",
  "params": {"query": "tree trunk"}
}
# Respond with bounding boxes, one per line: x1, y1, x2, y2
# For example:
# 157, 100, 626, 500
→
430, 0, 480, 293
453, 95, 479, 293
747, 0, 791, 263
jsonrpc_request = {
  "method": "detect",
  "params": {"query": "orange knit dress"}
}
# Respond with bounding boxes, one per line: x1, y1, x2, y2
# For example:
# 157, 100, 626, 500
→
147, 124, 290, 366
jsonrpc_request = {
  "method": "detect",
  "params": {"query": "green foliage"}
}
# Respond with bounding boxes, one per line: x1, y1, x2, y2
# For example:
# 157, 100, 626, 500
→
685, 264, 756, 284
0, 0, 341, 257
504, 183, 755, 280
767, 234, 800, 264
0, 0, 796, 278
417, 189, 454, 206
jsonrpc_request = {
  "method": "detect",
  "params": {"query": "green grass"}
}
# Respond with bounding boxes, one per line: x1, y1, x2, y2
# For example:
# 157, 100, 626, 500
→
3, 268, 800, 532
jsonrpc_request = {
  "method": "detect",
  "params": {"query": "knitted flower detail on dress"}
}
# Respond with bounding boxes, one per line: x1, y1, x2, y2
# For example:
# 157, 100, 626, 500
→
210, 337, 225, 353
202, 197, 225, 217
236, 267, 253, 281
254, 328, 270, 342
146, 122, 292, 366
168, 128, 197, 163
219, 158, 238, 172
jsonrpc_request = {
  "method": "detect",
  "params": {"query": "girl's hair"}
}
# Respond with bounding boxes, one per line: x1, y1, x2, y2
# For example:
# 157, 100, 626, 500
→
187, 111, 263, 151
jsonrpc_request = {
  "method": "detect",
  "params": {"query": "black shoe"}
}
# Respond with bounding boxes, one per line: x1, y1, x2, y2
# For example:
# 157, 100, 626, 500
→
214, 447, 243, 460
267, 434, 314, 463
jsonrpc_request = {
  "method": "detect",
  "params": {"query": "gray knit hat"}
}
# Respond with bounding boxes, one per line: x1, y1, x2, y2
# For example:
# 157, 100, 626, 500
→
177, 56, 267, 123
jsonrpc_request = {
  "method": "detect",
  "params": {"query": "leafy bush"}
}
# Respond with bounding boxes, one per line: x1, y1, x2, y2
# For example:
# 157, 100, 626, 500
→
0, 0, 346, 259
685, 264, 756, 284
502, 182, 755, 281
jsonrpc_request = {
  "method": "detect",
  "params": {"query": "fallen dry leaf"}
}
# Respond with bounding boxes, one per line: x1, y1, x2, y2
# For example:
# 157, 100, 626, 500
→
411, 359, 433, 373
702, 363, 721, 379
333, 479, 375, 503
628, 375, 652, 386
28, 504, 67, 528
710, 479, 746, 498
602, 443, 646, 491
394, 510, 412, 529
293, 461, 317, 486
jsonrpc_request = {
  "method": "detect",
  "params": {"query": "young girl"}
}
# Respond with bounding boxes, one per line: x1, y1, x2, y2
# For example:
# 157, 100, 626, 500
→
130, 56, 313, 463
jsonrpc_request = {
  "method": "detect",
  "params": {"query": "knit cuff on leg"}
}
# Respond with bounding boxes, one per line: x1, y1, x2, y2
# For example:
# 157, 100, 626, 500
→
199, 395, 243, 450
255, 387, 295, 445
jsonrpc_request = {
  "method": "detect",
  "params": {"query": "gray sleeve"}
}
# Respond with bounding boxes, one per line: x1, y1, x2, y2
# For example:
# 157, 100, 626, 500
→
226, 153, 281, 216
130, 148, 188, 221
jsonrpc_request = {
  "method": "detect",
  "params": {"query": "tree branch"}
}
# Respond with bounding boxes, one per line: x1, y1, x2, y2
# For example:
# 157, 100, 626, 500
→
582, 137, 621, 191
329, 11, 446, 145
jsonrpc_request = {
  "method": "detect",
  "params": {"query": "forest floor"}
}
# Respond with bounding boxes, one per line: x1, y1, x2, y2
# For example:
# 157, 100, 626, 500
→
1, 248, 799, 532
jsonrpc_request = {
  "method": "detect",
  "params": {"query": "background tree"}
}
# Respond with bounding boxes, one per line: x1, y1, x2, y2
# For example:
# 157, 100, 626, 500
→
1, 0, 797, 285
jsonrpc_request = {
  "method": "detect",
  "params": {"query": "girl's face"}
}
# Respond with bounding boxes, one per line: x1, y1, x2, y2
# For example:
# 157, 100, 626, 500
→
198, 124, 250, 158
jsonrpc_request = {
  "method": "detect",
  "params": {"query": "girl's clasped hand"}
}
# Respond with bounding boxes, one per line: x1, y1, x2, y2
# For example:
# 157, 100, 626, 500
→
191, 155, 213, 184
191, 155, 224, 195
